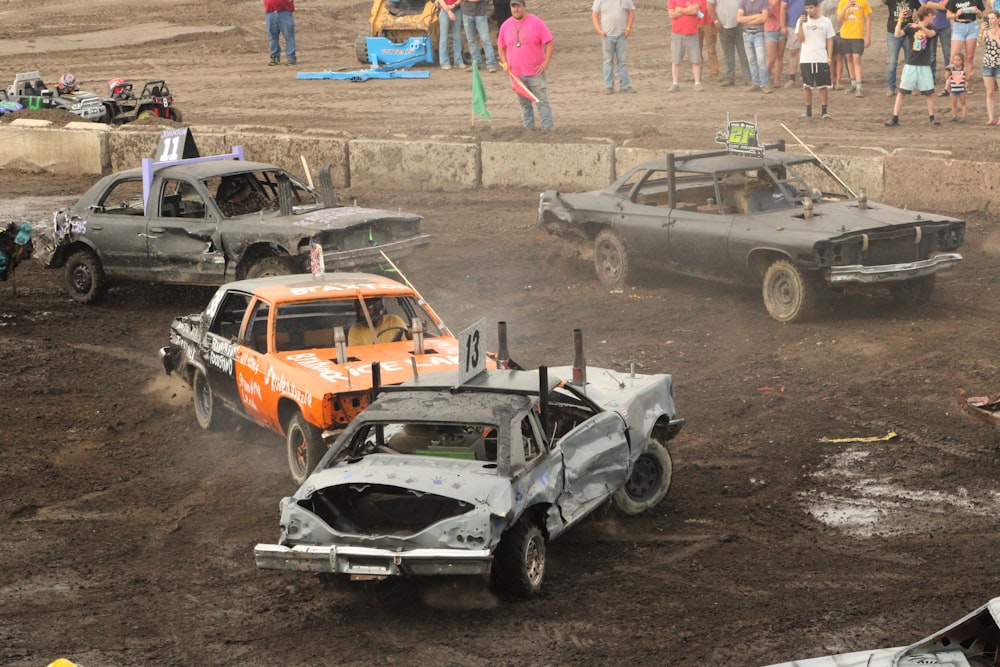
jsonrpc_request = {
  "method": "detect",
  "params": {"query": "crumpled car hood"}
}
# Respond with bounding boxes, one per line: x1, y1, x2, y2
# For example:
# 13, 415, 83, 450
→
264, 205, 420, 230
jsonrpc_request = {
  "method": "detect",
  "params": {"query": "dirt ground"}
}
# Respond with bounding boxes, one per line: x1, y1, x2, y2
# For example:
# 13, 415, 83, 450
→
4, 1, 1000, 667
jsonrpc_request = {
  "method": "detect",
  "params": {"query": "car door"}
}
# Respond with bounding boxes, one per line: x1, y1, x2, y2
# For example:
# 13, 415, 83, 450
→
612, 169, 672, 262
202, 290, 254, 416
553, 410, 630, 527
146, 178, 226, 284
657, 172, 737, 279
233, 299, 283, 433
84, 176, 153, 279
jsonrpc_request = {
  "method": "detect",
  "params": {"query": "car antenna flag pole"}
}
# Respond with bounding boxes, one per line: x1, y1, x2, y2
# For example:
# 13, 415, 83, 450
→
779, 123, 857, 199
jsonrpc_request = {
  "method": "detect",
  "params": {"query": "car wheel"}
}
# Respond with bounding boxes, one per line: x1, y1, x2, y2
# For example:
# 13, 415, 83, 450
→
890, 274, 936, 305
63, 249, 109, 304
245, 256, 299, 280
192, 368, 228, 431
170, 107, 183, 123
286, 413, 326, 485
613, 437, 673, 515
355, 34, 369, 64
491, 517, 546, 597
593, 229, 632, 288
762, 259, 817, 323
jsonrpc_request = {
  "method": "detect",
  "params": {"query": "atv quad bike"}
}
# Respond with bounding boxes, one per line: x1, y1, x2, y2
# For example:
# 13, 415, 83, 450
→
103, 80, 182, 125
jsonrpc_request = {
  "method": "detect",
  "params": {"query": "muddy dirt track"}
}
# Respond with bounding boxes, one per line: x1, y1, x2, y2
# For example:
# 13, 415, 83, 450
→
4, 0, 1000, 666
4, 182, 1000, 666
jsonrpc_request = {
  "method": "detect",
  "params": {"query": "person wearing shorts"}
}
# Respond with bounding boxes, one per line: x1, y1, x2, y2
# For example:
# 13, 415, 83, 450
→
947, 0, 984, 90
797, 0, 836, 117
886, 5, 942, 124
836, 0, 873, 95
669, 0, 706, 90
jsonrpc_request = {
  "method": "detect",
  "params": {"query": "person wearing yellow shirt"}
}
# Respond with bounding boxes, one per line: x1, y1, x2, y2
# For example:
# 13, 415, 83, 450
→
836, 0, 873, 96
347, 298, 409, 346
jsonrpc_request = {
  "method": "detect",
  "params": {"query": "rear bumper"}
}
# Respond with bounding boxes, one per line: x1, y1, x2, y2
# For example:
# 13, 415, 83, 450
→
828, 253, 962, 285
322, 234, 431, 270
254, 542, 492, 577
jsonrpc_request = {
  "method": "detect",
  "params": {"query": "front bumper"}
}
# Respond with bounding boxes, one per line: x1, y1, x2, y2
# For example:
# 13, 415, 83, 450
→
828, 253, 962, 285
322, 234, 431, 270
254, 543, 492, 577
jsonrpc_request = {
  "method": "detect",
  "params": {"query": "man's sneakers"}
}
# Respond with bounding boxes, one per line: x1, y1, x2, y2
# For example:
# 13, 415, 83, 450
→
884, 117, 899, 127
269, 56, 280, 66
606, 87, 614, 95
821, 112, 832, 120
668, 83, 681, 93
694, 82, 704, 92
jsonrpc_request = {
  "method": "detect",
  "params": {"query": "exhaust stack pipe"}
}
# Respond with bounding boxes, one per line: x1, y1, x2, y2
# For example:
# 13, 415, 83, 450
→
858, 188, 868, 210
538, 365, 549, 438
412, 318, 425, 355
371, 361, 381, 400
497, 321, 511, 369
571, 328, 586, 390
334, 326, 347, 364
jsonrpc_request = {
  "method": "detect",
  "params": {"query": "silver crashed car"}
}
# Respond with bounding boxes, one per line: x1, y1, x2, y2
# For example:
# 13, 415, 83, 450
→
764, 597, 1000, 667
255, 346, 683, 597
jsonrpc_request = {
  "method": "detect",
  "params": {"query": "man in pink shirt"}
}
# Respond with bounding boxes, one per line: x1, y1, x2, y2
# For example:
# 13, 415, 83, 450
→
498, 0, 555, 130
264, 0, 296, 66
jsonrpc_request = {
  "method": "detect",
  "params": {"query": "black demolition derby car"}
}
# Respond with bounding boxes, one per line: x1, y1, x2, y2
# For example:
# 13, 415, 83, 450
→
35, 129, 430, 304
255, 325, 684, 597
538, 129, 966, 322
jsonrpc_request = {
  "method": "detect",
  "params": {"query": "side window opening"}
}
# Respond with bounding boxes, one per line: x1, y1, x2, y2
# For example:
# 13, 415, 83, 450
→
209, 292, 252, 339
245, 301, 271, 353
98, 179, 145, 216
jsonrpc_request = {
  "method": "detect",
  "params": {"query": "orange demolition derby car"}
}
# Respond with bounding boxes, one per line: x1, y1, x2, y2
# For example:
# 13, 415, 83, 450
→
159, 272, 480, 483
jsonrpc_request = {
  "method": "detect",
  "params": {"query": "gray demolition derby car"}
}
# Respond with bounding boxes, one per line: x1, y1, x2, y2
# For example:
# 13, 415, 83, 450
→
36, 133, 429, 304
764, 597, 1000, 666
538, 141, 966, 322
255, 328, 684, 596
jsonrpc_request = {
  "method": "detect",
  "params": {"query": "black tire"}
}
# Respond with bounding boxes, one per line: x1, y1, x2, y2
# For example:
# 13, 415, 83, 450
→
170, 107, 183, 123
491, 517, 546, 597
63, 248, 109, 304
192, 368, 228, 431
593, 229, 632, 288
286, 413, 326, 486
356, 34, 369, 64
890, 274, 936, 305
761, 258, 817, 323
245, 256, 299, 280
613, 437, 673, 515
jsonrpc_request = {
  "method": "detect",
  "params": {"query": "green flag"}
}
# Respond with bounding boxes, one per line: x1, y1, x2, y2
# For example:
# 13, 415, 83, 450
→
471, 62, 491, 121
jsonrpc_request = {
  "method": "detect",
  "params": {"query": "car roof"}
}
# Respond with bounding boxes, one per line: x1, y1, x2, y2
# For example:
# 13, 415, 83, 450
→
362, 369, 564, 424
633, 151, 817, 176
224, 272, 414, 302
114, 160, 287, 181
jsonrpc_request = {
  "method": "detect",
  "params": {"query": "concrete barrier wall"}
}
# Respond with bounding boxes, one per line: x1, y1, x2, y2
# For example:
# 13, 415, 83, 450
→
482, 141, 614, 191
1, 121, 109, 174
1, 121, 992, 214
350, 139, 477, 191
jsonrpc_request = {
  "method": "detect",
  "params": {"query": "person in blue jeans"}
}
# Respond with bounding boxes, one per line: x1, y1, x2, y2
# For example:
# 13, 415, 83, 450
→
739, 0, 773, 90
438, 0, 467, 69
463, 0, 498, 72
592, 0, 636, 93
886, 0, 921, 93
264, 0, 297, 66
